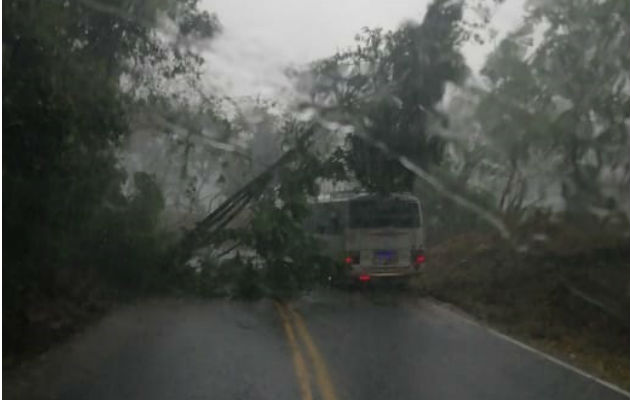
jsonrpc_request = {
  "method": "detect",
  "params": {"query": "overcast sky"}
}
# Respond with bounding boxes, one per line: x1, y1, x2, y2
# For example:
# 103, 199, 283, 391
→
199, 0, 526, 99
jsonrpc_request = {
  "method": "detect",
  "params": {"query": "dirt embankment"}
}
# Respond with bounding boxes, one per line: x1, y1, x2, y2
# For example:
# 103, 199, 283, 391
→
414, 231, 630, 389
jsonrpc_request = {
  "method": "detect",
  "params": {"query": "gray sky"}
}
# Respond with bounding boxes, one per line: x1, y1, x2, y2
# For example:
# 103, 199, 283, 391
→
200, 0, 526, 99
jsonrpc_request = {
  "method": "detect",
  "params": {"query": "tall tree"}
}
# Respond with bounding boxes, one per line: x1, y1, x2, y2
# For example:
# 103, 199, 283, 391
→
3, 0, 219, 354
474, 0, 629, 218
307, 0, 467, 192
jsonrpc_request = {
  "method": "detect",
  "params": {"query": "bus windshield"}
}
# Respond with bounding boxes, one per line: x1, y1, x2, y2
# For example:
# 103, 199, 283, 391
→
349, 198, 420, 229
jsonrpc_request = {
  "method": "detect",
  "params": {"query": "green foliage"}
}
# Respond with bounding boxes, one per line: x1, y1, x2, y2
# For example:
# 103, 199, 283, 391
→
3, 0, 218, 358
88, 172, 169, 291
233, 122, 346, 297
234, 263, 264, 300
473, 0, 629, 217
189, 255, 264, 300
309, 0, 467, 193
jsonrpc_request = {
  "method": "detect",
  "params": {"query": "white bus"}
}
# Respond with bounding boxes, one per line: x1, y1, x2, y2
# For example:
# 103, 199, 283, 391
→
306, 193, 426, 282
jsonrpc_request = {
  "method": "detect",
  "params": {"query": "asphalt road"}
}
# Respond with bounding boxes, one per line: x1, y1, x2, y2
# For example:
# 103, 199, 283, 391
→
5, 291, 629, 400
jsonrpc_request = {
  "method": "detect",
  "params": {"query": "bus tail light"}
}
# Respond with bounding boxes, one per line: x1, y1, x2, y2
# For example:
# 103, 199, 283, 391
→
344, 252, 360, 265
412, 250, 426, 265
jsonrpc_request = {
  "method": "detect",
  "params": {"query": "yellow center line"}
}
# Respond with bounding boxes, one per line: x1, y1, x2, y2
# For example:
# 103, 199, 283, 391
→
274, 302, 313, 400
288, 306, 340, 400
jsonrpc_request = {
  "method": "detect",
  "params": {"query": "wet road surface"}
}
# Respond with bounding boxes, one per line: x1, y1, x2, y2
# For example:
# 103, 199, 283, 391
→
5, 291, 629, 400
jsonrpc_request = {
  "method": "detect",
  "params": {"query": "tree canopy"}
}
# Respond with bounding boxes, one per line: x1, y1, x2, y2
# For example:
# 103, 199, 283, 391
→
3, 0, 219, 356
307, 0, 468, 192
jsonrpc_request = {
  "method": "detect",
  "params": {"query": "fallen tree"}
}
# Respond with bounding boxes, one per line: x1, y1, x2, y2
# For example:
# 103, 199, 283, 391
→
172, 124, 317, 265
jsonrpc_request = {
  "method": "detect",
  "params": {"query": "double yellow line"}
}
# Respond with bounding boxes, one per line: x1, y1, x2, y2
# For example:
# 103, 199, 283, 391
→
275, 302, 339, 400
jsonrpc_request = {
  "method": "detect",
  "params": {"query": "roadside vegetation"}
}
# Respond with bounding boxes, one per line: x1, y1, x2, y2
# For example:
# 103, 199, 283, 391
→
3, 0, 220, 364
415, 228, 629, 388
4, 0, 628, 387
